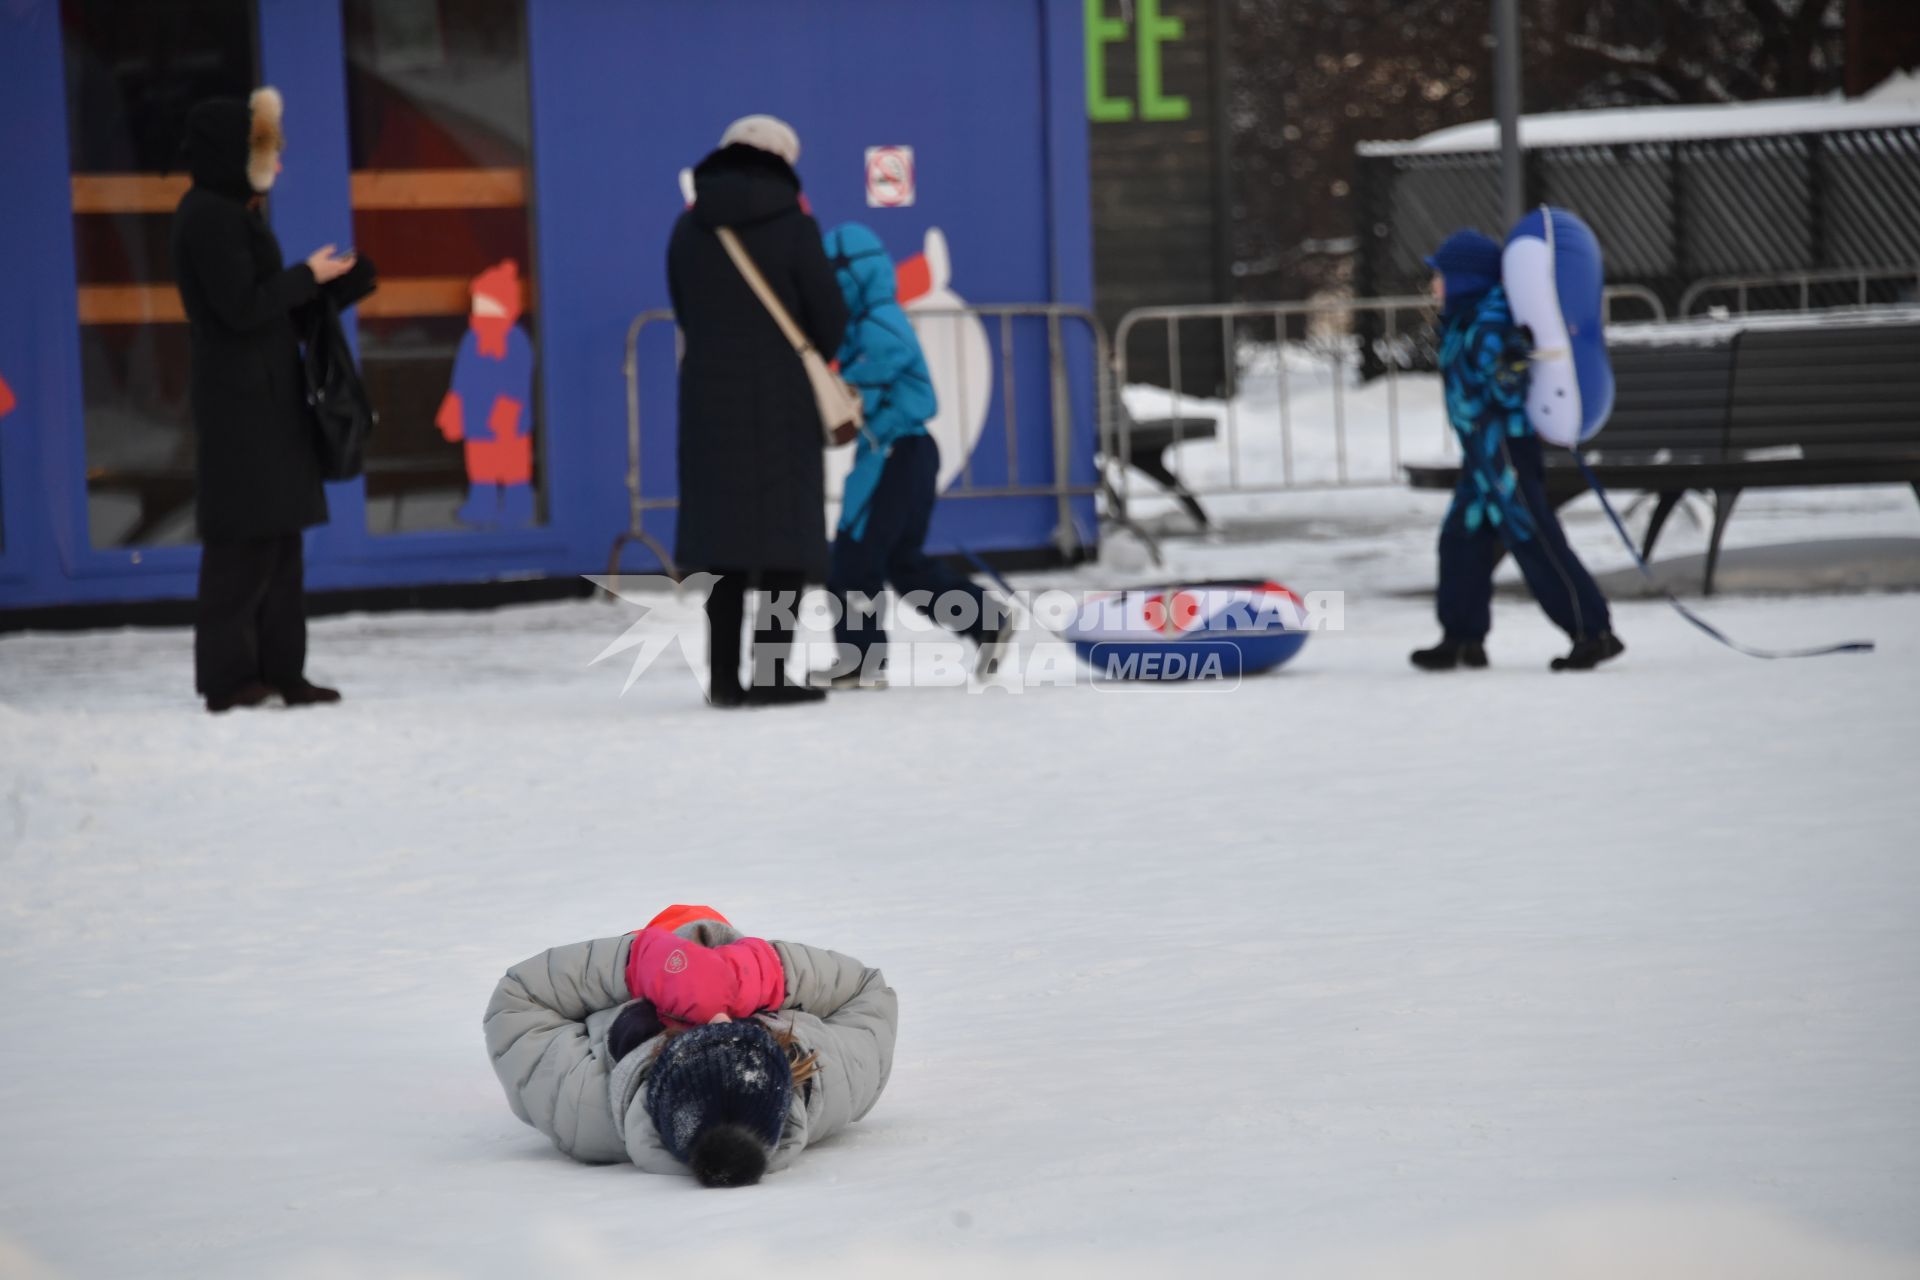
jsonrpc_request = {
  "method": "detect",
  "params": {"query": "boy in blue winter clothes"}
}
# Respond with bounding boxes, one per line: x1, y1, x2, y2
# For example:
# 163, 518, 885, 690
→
1414, 230, 1624, 672
817, 223, 1009, 689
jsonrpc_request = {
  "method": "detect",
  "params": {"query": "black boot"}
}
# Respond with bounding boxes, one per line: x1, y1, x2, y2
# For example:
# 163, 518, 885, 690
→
1410, 638, 1488, 672
1551, 632, 1626, 671
206, 681, 277, 713
278, 679, 342, 706
974, 617, 1013, 679
744, 681, 827, 707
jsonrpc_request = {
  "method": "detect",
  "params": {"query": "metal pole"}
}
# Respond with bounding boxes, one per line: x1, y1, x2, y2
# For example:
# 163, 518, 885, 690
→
1493, 0, 1524, 229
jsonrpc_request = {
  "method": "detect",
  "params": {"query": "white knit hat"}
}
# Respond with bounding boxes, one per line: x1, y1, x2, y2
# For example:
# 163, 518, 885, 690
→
719, 114, 800, 166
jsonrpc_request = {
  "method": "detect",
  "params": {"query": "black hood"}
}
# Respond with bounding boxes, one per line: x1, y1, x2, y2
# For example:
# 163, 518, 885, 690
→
183, 98, 254, 201
691, 144, 802, 230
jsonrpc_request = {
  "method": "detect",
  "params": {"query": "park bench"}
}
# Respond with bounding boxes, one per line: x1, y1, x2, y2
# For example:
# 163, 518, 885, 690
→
1106, 403, 1219, 530
1403, 315, 1920, 594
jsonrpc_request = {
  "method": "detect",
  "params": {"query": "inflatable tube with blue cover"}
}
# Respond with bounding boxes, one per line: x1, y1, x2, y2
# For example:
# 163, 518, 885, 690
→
1062, 580, 1309, 680
1501, 207, 1614, 447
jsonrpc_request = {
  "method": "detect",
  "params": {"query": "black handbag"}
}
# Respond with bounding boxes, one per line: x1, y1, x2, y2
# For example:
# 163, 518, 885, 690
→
303, 296, 377, 482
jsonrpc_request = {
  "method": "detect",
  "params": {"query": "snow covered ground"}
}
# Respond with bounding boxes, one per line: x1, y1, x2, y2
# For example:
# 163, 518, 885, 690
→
3, 472, 1918, 1277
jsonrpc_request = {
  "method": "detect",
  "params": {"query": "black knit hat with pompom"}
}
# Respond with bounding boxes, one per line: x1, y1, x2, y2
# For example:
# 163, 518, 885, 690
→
645, 1020, 791, 1187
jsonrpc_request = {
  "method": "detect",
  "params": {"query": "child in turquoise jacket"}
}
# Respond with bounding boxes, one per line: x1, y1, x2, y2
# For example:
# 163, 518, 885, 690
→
819, 223, 1007, 687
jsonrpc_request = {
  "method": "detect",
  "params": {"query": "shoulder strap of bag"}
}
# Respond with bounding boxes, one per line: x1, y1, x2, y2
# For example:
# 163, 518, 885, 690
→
714, 225, 815, 356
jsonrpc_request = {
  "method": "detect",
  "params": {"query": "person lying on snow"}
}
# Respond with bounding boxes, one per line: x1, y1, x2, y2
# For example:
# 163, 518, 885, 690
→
815, 222, 1010, 690
484, 904, 896, 1187
1411, 229, 1625, 673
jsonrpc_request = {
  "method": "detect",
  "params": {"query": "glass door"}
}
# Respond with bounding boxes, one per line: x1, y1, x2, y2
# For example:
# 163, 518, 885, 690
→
59, 0, 259, 551
341, 0, 543, 538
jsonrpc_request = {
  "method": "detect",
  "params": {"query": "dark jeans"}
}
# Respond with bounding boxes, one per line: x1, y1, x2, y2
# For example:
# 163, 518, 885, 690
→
705, 568, 807, 694
828, 434, 988, 665
195, 533, 307, 699
1437, 438, 1611, 643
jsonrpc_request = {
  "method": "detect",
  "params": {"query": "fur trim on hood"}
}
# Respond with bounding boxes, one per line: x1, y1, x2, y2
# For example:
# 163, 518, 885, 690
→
248, 86, 284, 193
690, 144, 802, 230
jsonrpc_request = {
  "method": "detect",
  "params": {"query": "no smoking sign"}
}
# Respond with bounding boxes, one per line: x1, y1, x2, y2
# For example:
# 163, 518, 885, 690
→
865, 146, 916, 208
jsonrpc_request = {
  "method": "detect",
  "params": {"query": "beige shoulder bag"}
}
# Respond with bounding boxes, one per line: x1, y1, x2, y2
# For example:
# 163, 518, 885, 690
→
714, 226, 863, 446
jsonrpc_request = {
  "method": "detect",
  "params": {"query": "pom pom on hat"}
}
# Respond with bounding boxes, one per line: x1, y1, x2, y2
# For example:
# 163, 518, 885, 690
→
645, 1020, 791, 1187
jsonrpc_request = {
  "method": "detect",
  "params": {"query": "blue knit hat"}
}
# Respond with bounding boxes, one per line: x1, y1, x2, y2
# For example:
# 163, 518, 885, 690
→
646, 1020, 792, 1186
1425, 229, 1504, 308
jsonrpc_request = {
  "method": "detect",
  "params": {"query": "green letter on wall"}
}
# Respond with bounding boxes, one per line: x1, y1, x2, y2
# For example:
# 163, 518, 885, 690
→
1086, 0, 1133, 122
1137, 0, 1189, 122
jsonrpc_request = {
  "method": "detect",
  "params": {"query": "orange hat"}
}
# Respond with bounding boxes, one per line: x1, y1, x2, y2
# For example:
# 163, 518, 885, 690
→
644, 903, 731, 933
470, 260, 523, 322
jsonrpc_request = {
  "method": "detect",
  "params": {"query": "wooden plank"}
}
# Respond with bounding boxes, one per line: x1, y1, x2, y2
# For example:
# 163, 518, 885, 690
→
75, 285, 185, 324
71, 175, 189, 214
355, 276, 476, 317
70, 169, 528, 214
76, 276, 492, 324
350, 168, 526, 209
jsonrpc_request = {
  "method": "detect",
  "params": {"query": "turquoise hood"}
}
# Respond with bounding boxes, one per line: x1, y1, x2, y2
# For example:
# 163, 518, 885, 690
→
825, 222, 898, 316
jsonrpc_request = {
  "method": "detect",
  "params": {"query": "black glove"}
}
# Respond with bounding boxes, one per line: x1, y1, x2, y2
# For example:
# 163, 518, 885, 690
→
324, 254, 379, 310
607, 998, 665, 1062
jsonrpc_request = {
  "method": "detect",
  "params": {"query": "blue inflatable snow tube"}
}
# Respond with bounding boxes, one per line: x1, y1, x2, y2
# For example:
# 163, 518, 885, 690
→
1501, 207, 1614, 447
1063, 580, 1310, 680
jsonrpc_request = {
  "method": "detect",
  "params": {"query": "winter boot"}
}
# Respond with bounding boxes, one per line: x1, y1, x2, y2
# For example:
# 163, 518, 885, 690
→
1551, 631, 1626, 671
974, 617, 1013, 679
1409, 637, 1488, 672
745, 681, 827, 707
708, 671, 747, 709
279, 679, 342, 706
206, 681, 277, 713
810, 668, 887, 691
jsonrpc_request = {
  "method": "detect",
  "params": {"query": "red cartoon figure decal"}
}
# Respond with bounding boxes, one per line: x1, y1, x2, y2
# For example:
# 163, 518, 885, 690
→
0, 371, 15, 421
436, 261, 537, 528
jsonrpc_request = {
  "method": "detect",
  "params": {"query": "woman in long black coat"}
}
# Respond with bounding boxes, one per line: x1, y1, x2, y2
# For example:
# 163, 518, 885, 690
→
171, 87, 374, 713
668, 116, 849, 708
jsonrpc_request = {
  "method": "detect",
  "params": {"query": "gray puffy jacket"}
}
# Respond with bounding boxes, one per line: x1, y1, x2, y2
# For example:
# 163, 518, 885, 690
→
483, 923, 897, 1175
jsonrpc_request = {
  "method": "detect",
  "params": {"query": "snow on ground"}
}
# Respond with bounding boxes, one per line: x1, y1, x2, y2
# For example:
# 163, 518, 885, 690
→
2, 471, 1919, 1277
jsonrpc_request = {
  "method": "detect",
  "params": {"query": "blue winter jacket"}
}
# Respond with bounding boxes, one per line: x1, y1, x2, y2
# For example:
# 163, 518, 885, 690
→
1439, 285, 1535, 540
824, 223, 938, 538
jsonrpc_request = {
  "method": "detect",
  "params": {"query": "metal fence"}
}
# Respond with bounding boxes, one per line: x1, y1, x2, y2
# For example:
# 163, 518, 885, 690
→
1109, 288, 1667, 514
1677, 264, 1920, 318
613, 273, 1899, 570
609, 304, 1112, 579
1355, 125, 1920, 316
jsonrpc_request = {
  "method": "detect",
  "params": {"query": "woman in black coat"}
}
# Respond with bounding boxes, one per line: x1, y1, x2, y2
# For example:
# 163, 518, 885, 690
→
668, 117, 849, 708
170, 87, 374, 713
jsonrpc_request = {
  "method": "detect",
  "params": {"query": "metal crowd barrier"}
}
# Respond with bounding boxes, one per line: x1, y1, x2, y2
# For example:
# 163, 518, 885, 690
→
607, 309, 680, 578
1112, 296, 1436, 509
609, 304, 1113, 580
1108, 287, 1669, 513
1677, 265, 1920, 319
1602, 284, 1668, 323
